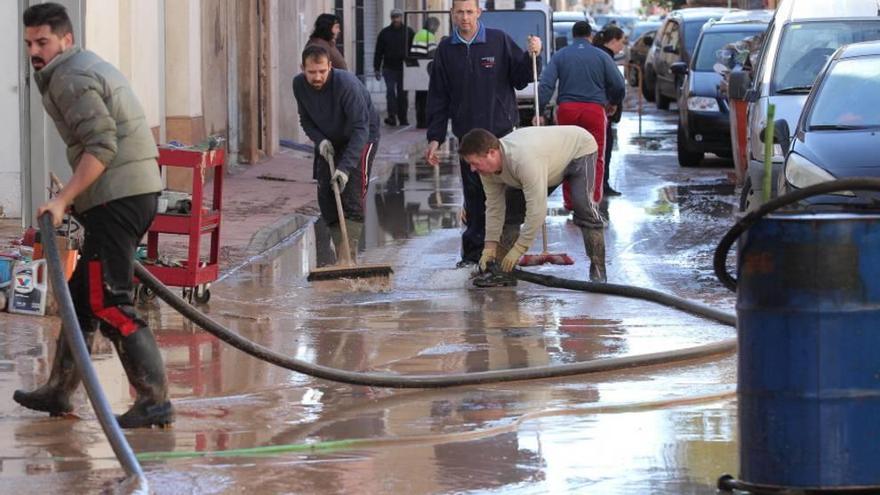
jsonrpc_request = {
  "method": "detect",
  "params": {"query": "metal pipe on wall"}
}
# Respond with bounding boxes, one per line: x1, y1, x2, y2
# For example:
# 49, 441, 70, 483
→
226, 0, 240, 166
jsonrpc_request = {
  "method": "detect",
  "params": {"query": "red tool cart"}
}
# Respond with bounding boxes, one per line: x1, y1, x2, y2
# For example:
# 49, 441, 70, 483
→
138, 146, 224, 304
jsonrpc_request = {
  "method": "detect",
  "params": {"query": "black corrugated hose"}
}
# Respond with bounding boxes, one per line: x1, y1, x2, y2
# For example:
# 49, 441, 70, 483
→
714, 178, 880, 292
38, 214, 148, 494
133, 261, 736, 388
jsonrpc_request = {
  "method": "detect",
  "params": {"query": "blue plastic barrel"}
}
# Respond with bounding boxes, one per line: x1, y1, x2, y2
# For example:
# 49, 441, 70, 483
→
737, 213, 880, 490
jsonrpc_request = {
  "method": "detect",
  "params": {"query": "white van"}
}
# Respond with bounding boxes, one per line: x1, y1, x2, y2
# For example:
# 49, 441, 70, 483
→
739, 0, 880, 211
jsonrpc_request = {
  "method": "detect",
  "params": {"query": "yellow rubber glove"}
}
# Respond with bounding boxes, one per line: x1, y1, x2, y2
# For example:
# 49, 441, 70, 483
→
479, 246, 497, 271
500, 243, 529, 272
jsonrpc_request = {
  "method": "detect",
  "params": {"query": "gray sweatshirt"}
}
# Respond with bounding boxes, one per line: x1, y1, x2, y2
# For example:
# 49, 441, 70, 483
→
481, 126, 598, 249
293, 69, 380, 175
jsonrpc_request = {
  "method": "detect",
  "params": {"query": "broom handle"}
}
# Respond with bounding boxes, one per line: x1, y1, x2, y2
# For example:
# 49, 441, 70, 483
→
541, 222, 549, 255
328, 155, 353, 266
532, 50, 550, 257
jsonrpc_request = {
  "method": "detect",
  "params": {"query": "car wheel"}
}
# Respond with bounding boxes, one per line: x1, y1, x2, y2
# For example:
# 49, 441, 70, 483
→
643, 66, 656, 102
677, 125, 703, 167
655, 81, 671, 111
739, 176, 758, 213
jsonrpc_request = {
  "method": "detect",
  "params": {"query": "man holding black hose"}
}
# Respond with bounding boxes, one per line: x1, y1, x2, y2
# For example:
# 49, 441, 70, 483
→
14, 2, 173, 428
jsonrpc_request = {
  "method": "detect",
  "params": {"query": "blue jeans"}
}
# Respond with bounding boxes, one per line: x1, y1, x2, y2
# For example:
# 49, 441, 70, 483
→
382, 69, 407, 122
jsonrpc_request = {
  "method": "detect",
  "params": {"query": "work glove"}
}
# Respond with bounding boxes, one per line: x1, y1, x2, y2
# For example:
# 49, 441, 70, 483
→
479, 246, 497, 272
500, 243, 529, 272
319, 139, 335, 164
333, 169, 349, 191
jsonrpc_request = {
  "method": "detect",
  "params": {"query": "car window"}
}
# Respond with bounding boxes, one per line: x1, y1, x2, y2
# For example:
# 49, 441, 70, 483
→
654, 21, 668, 47
481, 11, 548, 54
772, 20, 880, 94
694, 30, 763, 72
807, 56, 880, 129
684, 17, 723, 56
662, 21, 680, 51
553, 22, 575, 46
631, 23, 661, 40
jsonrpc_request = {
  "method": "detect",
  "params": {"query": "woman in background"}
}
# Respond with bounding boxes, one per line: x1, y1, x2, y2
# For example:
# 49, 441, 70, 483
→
593, 26, 626, 196
307, 13, 347, 70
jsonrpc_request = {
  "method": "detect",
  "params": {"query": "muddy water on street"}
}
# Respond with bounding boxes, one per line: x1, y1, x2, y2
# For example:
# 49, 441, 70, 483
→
1, 107, 742, 493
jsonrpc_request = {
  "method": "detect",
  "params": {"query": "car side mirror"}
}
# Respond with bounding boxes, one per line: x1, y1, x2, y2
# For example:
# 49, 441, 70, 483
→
662, 45, 677, 54
555, 36, 568, 51
670, 61, 688, 76
759, 119, 791, 153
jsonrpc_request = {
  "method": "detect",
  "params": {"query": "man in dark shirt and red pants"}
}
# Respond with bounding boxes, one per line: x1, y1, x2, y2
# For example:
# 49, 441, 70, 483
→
538, 21, 625, 208
537, 20, 625, 281
425, 0, 541, 287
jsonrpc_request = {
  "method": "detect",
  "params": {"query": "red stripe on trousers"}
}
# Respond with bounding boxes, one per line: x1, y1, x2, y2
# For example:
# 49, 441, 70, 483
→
358, 142, 374, 205
87, 260, 139, 336
557, 102, 607, 203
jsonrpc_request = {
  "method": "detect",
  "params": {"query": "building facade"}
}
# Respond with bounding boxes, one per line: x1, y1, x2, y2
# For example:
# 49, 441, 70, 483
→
4, 0, 397, 225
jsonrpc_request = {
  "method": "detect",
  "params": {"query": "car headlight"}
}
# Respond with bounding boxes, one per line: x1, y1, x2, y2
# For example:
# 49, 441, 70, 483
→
784, 153, 854, 196
687, 96, 719, 112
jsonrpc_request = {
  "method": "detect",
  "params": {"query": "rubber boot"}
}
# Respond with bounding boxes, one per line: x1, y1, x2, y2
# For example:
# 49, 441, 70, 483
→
473, 224, 519, 288
329, 223, 344, 264
582, 227, 607, 283
329, 221, 363, 264
13, 331, 95, 416
344, 220, 364, 264
112, 328, 174, 428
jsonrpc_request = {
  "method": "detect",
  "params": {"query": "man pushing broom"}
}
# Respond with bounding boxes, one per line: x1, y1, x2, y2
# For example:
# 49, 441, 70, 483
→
458, 125, 607, 283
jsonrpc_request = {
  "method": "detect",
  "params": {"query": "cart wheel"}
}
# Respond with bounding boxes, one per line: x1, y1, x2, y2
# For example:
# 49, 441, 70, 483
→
137, 285, 157, 304
194, 285, 211, 304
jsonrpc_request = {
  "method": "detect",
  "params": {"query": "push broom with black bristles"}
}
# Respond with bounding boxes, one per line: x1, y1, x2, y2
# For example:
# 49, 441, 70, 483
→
307, 155, 393, 282
518, 50, 574, 268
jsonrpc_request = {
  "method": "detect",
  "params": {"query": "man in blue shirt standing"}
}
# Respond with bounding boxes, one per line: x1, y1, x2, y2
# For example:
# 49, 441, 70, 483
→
425, 0, 541, 287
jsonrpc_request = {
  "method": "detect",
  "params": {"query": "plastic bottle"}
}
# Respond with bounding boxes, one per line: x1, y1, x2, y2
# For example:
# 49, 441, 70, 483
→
9, 259, 48, 316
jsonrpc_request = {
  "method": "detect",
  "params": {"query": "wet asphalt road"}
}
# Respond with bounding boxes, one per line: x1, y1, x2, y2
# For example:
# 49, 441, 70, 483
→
0, 99, 744, 493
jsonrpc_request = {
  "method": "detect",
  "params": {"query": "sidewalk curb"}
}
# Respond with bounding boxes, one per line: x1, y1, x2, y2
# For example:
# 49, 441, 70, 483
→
245, 212, 316, 255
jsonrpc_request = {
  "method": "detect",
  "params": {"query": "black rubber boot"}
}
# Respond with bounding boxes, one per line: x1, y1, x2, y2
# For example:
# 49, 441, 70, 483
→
112, 328, 174, 428
582, 227, 607, 283
13, 331, 95, 416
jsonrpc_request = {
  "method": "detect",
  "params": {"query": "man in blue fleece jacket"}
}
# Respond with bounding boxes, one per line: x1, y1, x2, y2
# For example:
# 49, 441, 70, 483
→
294, 45, 380, 263
425, 0, 541, 286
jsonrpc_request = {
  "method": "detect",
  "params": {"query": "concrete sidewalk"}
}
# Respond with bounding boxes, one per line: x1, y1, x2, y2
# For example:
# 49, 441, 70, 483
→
0, 123, 424, 275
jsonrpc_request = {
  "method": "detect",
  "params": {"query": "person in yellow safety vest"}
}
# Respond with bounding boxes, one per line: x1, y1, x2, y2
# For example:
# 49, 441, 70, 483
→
411, 17, 440, 128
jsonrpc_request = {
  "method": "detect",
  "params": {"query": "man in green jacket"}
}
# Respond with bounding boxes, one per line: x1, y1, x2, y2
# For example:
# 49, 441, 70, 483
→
14, 3, 173, 429
410, 16, 441, 128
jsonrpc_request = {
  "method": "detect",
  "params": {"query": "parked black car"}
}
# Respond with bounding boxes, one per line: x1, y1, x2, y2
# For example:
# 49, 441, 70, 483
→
644, 8, 729, 108
673, 18, 769, 167
776, 40, 880, 209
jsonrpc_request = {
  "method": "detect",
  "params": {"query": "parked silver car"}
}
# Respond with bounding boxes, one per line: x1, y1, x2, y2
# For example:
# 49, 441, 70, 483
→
738, 0, 880, 211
